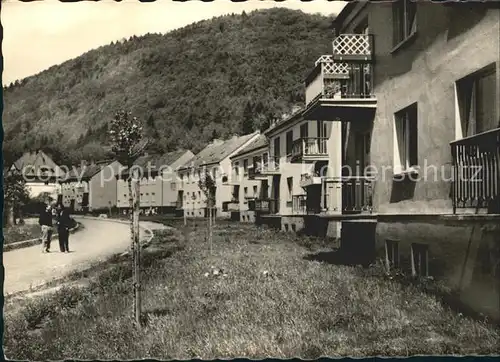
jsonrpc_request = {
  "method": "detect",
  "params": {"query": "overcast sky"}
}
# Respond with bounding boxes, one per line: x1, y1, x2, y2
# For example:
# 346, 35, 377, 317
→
1, 0, 346, 85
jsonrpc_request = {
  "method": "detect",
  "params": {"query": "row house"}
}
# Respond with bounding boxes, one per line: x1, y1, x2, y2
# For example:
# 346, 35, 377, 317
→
297, 0, 499, 320
176, 131, 261, 218
227, 134, 269, 223
116, 150, 194, 213
58, 160, 123, 212
11, 150, 65, 200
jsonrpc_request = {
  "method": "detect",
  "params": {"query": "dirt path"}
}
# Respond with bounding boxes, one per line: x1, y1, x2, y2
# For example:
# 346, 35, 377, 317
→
3, 218, 166, 296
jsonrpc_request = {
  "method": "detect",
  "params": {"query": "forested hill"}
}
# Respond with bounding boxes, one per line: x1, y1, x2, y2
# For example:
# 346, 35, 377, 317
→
2, 8, 335, 165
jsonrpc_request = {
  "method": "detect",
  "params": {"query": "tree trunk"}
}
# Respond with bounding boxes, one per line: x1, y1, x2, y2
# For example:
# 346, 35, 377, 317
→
131, 168, 141, 326
209, 202, 213, 255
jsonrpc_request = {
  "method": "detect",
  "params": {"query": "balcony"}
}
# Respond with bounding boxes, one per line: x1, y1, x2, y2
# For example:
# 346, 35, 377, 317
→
253, 157, 281, 178
292, 194, 307, 215
291, 137, 329, 163
451, 128, 500, 213
332, 34, 373, 62
255, 198, 279, 214
341, 176, 374, 213
223, 200, 240, 212
300, 173, 322, 188
303, 35, 376, 121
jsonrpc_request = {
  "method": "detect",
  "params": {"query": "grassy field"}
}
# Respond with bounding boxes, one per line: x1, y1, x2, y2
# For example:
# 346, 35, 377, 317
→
3, 219, 499, 359
2, 222, 41, 244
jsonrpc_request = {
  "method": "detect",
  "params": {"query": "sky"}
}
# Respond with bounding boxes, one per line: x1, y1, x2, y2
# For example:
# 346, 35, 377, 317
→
1, 0, 347, 85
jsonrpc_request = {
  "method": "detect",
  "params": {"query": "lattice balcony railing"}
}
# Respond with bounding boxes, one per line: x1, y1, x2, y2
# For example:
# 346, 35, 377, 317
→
332, 34, 373, 61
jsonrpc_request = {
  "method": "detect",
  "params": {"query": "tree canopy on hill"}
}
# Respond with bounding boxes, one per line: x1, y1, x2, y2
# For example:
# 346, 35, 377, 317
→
2, 8, 334, 166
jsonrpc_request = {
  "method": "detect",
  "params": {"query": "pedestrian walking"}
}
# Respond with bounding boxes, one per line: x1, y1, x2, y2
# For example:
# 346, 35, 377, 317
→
56, 203, 72, 253
38, 202, 54, 253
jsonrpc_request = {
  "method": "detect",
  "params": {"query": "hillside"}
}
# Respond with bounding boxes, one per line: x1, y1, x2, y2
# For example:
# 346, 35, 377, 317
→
2, 8, 334, 165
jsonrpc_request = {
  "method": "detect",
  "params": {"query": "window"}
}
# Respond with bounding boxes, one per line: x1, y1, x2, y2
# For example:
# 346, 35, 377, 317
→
286, 130, 293, 157
234, 162, 240, 176
394, 103, 418, 174
243, 159, 249, 176
253, 185, 258, 197
273, 137, 281, 158
300, 123, 308, 139
411, 243, 429, 277
393, 0, 417, 46
244, 187, 248, 197
385, 240, 400, 270
287, 177, 293, 200
456, 66, 497, 138
170, 182, 176, 190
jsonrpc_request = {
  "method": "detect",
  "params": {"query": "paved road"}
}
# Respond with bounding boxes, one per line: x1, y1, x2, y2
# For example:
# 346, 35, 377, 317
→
3, 218, 162, 296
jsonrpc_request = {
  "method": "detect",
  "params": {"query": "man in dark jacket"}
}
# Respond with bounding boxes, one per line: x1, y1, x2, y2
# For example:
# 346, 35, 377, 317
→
38, 203, 54, 253
56, 203, 72, 253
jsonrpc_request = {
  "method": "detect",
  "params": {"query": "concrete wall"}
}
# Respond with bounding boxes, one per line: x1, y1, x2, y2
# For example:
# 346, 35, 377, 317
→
363, 3, 500, 214
268, 120, 319, 215
281, 215, 305, 233
375, 218, 500, 319
89, 160, 122, 210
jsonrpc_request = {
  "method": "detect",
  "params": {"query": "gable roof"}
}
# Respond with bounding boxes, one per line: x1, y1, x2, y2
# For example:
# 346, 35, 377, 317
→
12, 150, 63, 178
263, 106, 304, 136
62, 160, 118, 182
179, 132, 259, 170
230, 134, 268, 160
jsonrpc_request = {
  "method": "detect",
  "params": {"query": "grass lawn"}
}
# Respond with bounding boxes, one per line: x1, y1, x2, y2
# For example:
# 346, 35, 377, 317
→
3, 219, 499, 359
2, 223, 41, 244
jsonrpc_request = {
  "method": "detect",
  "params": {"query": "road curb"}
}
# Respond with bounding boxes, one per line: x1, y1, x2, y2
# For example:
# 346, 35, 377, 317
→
3, 223, 82, 253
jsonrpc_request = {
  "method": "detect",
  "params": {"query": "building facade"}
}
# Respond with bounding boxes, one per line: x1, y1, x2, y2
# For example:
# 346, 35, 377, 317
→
12, 150, 65, 200
176, 132, 261, 218
228, 134, 270, 223
301, 0, 500, 319
116, 150, 194, 213
59, 160, 123, 212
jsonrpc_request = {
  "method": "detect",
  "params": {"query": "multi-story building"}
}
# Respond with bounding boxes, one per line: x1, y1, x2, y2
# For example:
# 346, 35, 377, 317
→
11, 150, 65, 200
228, 134, 269, 223
176, 131, 261, 218
116, 150, 194, 213
59, 160, 123, 212
302, 1, 499, 319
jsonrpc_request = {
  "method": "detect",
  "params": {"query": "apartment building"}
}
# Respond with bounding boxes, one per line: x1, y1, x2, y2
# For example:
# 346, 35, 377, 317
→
176, 131, 261, 218
117, 150, 194, 213
59, 160, 123, 212
302, 1, 499, 319
11, 150, 65, 199
228, 134, 269, 223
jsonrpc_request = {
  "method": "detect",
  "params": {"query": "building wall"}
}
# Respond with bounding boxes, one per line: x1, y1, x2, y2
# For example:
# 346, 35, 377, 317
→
363, 3, 500, 214
376, 218, 500, 320
178, 168, 207, 218
269, 120, 318, 215
26, 182, 59, 199
60, 181, 89, 211
161, 151, 195, 208
89, 160, 123, 210
231, 146, 269, 222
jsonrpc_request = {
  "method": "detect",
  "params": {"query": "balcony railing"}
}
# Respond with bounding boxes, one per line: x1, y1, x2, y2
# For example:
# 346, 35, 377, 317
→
291, 137, 328, 162
332, 34, 373, 62
292, 194, 307, 214
341, 176, 374, 213
451, 128, 500, 213
255, 198, 279, 214
300, 172, 322, 188
255, 156, 281, 175
305, 58, 374, 105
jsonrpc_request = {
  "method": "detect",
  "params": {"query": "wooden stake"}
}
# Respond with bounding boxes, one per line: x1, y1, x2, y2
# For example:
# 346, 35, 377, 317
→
131, 168, 141, 327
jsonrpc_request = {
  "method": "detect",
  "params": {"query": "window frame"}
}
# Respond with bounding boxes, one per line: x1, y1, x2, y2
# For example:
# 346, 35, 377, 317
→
455, 64, 497, 140
411, 243, 429, 277
392, 0, 417, 50
385, 239, 400, 271
394, 103, 418, 176
285, 130, 294, 158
